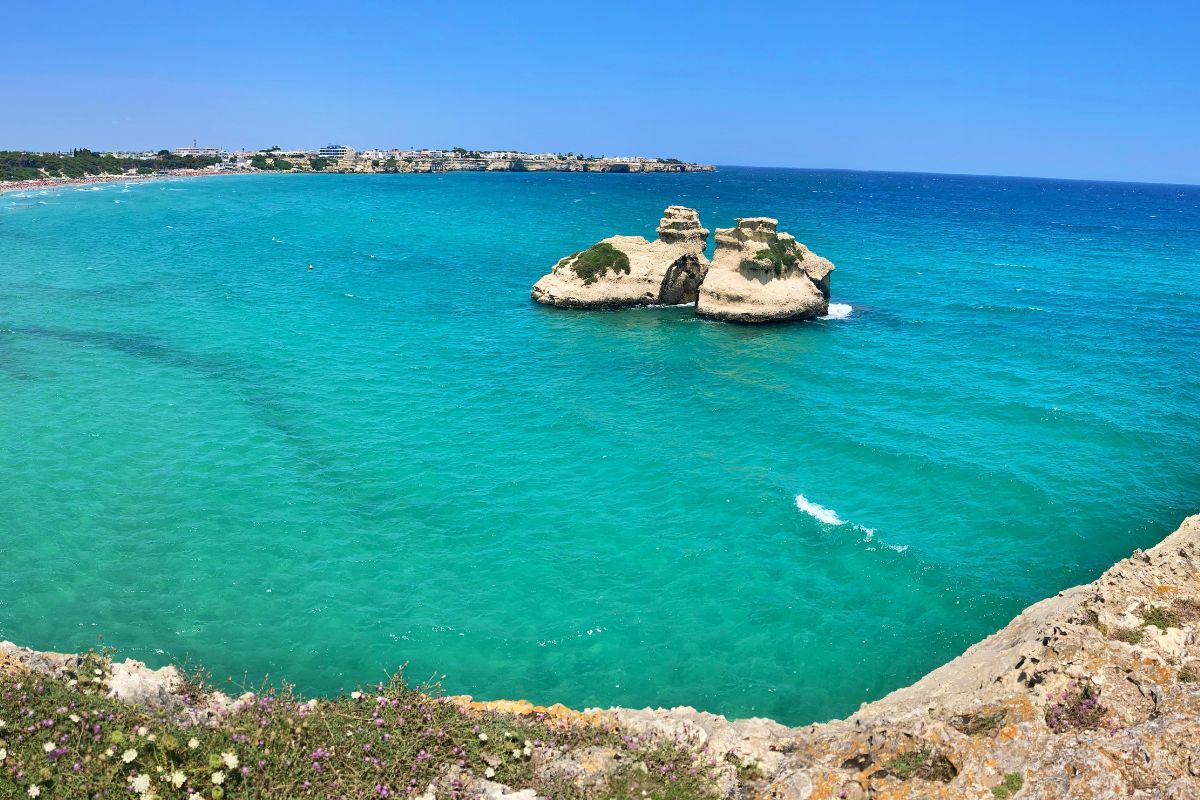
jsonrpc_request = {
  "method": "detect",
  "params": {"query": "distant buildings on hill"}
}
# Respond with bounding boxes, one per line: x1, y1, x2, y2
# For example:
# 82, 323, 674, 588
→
164, 144, 714, 174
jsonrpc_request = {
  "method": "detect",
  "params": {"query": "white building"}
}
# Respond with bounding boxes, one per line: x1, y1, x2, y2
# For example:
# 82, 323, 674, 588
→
174, 147, 224, 158
318, 144, 356, 163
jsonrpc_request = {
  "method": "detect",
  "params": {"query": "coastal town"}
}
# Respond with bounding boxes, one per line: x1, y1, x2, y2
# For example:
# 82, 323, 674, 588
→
0, 144, 715, 192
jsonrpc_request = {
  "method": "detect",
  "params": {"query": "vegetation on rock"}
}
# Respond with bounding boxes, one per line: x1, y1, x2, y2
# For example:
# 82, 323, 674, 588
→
949, 709, 1007, 737
1140, 605, 1179, 631
991, 771, 1024, 799
1044, 681, 1107, 732
752, 239, 801, 276
0, 649, 722, 800
569, 243, 631, 285
878, 745, 957, 783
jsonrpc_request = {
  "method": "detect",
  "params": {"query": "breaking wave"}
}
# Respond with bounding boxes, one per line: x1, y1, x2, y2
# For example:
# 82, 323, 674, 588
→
794, 494, 845, 525
820, 303, 852, 320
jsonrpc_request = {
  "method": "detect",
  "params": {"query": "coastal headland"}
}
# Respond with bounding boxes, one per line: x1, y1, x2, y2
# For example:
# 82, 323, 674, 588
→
3, 514, 1197, 799
0, 146, 715, 195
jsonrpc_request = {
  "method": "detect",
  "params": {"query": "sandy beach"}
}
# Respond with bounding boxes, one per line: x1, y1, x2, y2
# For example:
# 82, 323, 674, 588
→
0, 169, 242, 197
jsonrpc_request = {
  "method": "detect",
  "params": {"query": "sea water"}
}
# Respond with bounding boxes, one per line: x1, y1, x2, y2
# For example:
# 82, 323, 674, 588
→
1, 169, 1197, 725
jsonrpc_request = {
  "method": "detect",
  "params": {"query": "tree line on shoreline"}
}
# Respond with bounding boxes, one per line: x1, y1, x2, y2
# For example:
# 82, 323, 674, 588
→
0, 149, 223, 182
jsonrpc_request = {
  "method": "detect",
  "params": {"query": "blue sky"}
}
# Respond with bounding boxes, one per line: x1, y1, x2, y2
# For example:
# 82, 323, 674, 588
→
3, 1, 1197, 183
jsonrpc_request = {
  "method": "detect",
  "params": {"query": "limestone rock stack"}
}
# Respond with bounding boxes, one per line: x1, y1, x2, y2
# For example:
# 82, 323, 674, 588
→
695, 217, 834, 323
530, 206, 709, 308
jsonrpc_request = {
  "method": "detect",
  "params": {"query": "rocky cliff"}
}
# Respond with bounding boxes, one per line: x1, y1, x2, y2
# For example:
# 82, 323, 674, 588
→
3, 515, 1197, 799
695, 217, 835, 323
530, 206, 709, 308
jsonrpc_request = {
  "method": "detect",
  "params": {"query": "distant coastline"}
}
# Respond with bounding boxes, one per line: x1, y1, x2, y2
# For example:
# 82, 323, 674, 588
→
1, 146, 715, 195
0, 170, 237, 196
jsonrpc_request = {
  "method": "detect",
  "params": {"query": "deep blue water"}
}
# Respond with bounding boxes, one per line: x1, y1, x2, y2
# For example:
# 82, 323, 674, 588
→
1, 168, 1197, 725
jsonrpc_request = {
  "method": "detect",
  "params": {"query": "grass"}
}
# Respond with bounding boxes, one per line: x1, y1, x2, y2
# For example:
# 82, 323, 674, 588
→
882, 747, 931, 779
568, 243, 631, 285
1140, 605, 1180, 632
0, 650, 720, 800
1112, 627, 1144, 644
991, 771, 1024, 799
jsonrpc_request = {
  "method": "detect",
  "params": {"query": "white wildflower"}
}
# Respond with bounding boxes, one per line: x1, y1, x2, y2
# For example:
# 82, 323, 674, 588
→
122, 748, 138, 763
0, 747, 6, 761
512, 748, 521, 758
211, 771, 225, 785
132, 774, 151, 793
137, 726, 148, 737
69, 714, 81, 723
221, 752, 239, 769
147, 733, 157, 742
28, 786, 40, 798
0, 719, 7, 729
523, 746, 532, 757
350, 691, 363, 700
188, 737, 200, 750
484, 767, 495, 779
478, 732, 488, 742
43, 742, 55, 753
170, 770, 186, 788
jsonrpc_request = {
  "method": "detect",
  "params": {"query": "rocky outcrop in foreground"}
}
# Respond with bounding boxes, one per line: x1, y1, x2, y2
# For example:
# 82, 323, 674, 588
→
532, 208, 837, 322
4, 515, 1198, 799
696, 218, 835, 322
530, 206, 709, 308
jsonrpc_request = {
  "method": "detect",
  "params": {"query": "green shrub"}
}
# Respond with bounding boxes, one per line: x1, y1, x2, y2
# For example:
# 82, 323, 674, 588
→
883, 746, 930, 779
753, 239, 802, 276
1112, 627, 1143, 644
1141, 605, 1180, 632
570, 243, 631, 285
992, 771, 1024, 799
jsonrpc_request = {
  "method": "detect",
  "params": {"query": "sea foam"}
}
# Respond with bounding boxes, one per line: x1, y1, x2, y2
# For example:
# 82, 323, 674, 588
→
794, 494, 846, 525
795, 493, 880, 542
820, 303, 852, 320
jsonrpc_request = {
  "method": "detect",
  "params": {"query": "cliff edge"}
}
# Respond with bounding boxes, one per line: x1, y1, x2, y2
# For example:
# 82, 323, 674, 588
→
3, 515, 1197, 799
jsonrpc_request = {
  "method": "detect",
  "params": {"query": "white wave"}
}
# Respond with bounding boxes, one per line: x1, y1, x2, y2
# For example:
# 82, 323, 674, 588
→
794, 494, 845, 525
795, 493, 890, 547
819, 303, 852, 320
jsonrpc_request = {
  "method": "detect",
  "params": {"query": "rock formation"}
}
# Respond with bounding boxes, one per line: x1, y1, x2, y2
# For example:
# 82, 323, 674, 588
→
695, 217, 835, 323
530, 206, 709, 308
532, 209, 837, 323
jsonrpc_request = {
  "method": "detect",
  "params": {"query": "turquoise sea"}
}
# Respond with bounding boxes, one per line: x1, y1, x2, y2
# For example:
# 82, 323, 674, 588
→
1, 169, 1197, 725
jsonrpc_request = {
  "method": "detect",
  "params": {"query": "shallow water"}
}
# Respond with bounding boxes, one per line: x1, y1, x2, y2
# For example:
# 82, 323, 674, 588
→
1, 169, 1197, 724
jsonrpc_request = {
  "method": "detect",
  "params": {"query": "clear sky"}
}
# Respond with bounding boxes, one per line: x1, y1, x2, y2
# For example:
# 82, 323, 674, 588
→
4, 1, 1198, 184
